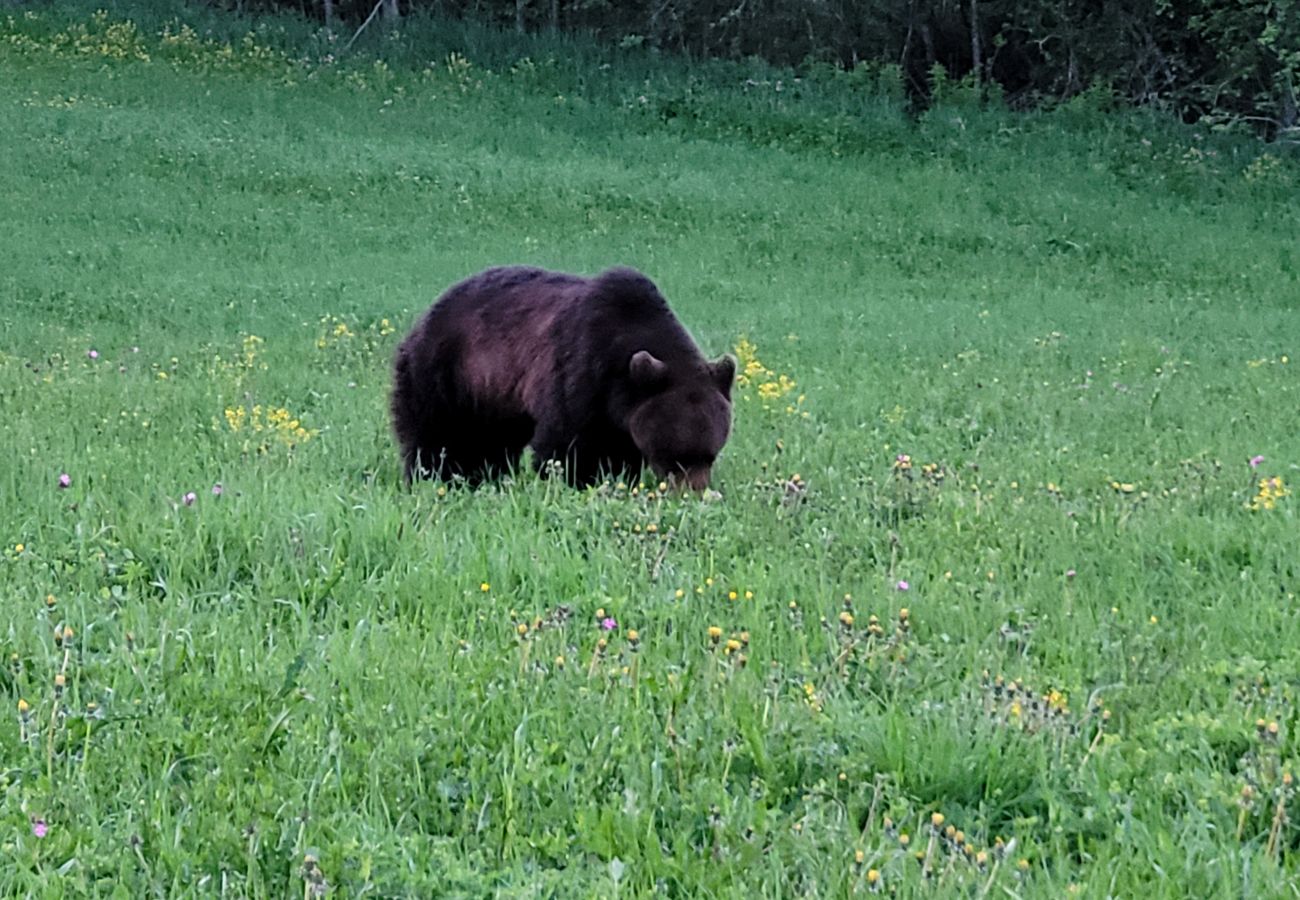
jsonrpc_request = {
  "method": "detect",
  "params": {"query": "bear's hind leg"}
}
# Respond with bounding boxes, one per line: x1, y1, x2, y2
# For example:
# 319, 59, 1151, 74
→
392, 365, 467, 484
391, 350, 439, 484
405, 443, 451, 483
452, 416, 534, 484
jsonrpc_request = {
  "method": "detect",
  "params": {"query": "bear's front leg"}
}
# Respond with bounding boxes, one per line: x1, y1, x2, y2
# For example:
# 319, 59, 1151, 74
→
530, 422, 575, 482
530, 425, 604, 488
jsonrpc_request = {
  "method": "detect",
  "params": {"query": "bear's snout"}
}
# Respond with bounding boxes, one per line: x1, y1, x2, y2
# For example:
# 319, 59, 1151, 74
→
668, 466, 713, 493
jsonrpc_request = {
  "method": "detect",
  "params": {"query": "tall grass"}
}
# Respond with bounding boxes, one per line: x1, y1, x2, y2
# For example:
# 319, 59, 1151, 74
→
1, 4, 1297, 895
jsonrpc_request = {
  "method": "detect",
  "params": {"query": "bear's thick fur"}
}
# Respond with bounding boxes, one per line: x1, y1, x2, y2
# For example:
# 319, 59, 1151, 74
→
391, 266, 735, 489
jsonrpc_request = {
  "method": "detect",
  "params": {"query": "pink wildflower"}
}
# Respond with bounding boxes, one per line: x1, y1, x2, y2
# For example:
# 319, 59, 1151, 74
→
1066, 569, 1077, 579
58, 473, 71, 489
600, 617, 617, 631
212, 483, 224, 496
895, 580, 910, 592
32, 818, 47, 838
87, 349, 98, 360
1250, 455, 1265, 469
182, 492, 197, 507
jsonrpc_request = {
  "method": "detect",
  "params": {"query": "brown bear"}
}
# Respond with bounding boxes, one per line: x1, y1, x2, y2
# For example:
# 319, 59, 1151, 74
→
390, 265, 735, 490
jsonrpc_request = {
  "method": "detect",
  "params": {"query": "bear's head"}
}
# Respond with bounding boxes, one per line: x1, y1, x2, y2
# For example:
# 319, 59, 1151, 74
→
626, 350, 735, 490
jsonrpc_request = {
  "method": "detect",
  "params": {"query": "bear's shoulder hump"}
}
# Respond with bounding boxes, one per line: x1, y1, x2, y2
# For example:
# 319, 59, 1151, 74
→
591, 267, 667, 309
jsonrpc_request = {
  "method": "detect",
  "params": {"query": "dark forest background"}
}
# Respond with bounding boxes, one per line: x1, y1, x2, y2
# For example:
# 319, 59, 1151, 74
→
196, 0, 1298, 137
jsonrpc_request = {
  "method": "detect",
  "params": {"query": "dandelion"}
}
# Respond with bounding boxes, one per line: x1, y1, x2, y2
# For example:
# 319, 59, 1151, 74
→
480, 582, 490, 592
707, 625, 723, 644
223, 405, 247, 432
301, 852, 329, 898
1250, 476, 1289, 511
586, 636, 608, 667
58, 473, 71, 489
865, 614, 884, 638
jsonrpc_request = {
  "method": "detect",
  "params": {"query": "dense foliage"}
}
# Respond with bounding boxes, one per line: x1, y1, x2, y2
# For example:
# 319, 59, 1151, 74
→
198, 0, 1300, 135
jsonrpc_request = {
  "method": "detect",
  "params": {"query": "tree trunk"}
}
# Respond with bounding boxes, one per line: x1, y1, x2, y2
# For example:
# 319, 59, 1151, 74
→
1279, 78, 1297, 131
516, 0, 526, 33
900, 0, 914, 71
969, 0, 981, 86
549, 0, 558, 32
381, 0, 399, 27
323, 0, 333, 26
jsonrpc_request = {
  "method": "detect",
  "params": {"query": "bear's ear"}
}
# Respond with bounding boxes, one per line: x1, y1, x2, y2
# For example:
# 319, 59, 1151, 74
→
711, 354, 736, 395
630, 350, 669, 389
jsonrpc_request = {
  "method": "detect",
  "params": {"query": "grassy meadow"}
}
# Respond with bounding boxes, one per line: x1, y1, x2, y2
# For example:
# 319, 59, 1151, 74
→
2, 5, 1299, 896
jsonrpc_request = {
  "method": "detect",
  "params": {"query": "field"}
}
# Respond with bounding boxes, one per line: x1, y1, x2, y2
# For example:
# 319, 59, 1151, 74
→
2, 5, 1298, 896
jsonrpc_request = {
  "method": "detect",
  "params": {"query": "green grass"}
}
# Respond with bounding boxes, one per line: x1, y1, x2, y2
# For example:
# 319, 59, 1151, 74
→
2, 5, 1299, 896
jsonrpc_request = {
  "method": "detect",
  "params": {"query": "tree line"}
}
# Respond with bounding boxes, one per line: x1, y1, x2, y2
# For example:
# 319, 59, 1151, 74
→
223, 0, 1299, 137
